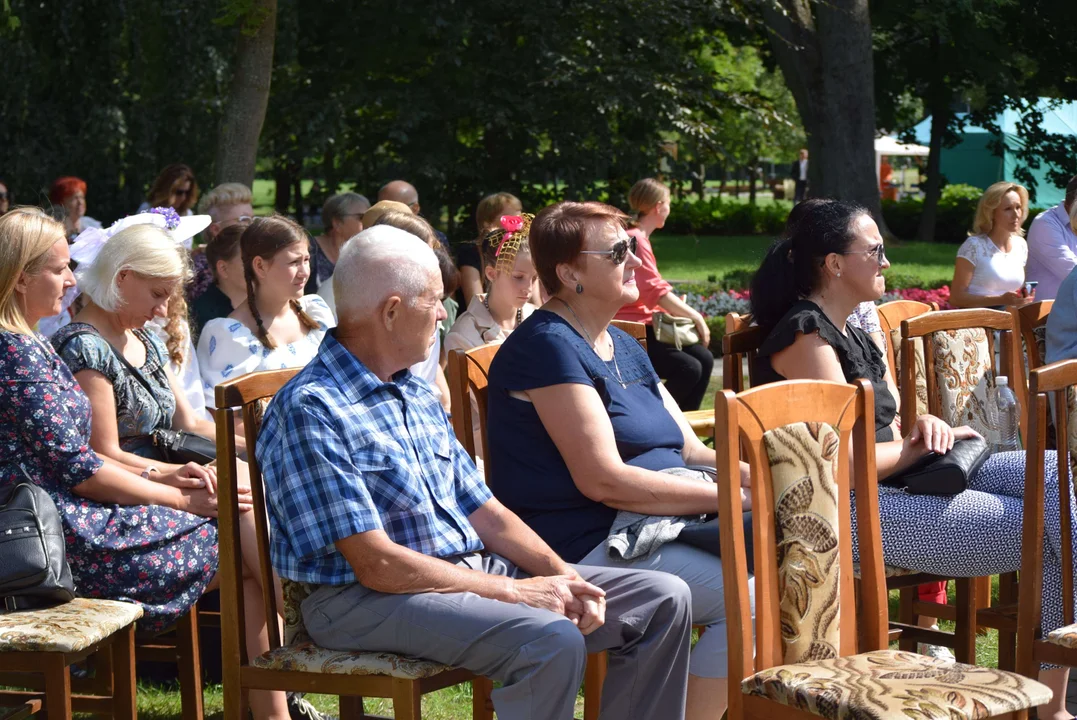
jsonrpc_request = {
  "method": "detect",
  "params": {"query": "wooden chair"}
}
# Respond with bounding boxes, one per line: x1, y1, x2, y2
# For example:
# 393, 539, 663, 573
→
876, 299, 937, 419
715, 378, 1052, 720
898, 308, 1021, 664
1016, 358, 1077, 678
447, 344, 606, 720
135, 607, 207, 720
720, 312, 758, 394
0, 598, 141, 719
214, 368, 492, 720
1009, 300, 1054, 438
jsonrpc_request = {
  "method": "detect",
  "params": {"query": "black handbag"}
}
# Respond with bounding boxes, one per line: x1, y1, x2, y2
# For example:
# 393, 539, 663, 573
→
151, 428, 216, 465
57, 330, 216, 465
886, 436, 990, 495
0, 468, 76, 611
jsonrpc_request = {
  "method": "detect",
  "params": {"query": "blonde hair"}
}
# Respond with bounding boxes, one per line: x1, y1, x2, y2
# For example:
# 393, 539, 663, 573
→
0, 208, 66, 335
198, 182, 253, 222
627, 178, 670, 221
476, 193, 523, 233
971, 182, 1029, 237
1070, 199, 1077, 235
371, 210, 441, 249
79, 224, 191, 313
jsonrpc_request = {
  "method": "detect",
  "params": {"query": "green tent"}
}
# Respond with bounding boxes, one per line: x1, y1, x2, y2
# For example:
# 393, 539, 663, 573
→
912, 99, 1077, 206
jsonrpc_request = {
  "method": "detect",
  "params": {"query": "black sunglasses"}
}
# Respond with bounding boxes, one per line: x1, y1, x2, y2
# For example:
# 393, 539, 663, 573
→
842, 244, 887, 265
580, 236, 638, 265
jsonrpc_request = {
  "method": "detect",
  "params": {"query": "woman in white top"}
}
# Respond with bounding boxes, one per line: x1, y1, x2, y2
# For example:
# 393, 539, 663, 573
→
197, 215, 335, 410
446, 213, 538, 458
950, 182, 1032, 308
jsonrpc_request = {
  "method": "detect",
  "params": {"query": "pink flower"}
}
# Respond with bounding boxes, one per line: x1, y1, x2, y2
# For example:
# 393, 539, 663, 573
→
500, 215, 524, 233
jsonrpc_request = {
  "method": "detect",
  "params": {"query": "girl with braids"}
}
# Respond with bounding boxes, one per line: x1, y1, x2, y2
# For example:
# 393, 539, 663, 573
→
196, 215, 334, 411
446, 213, 538, 459
615, 178, 714, 411
751, 198, 1076, 714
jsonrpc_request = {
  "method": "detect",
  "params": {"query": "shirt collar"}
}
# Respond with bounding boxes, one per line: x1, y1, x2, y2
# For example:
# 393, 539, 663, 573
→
319, 329, 416, 404
466, 294, 503, 342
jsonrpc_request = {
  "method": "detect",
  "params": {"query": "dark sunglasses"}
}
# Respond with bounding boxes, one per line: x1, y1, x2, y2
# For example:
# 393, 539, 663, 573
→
842, 244, 887, 265
0, 192, 8, 201
580, 236, 638, 265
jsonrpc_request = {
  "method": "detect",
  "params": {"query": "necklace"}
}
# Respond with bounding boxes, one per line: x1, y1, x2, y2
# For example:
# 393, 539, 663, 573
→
554, 297, 626, 389
483, 293, 523, 328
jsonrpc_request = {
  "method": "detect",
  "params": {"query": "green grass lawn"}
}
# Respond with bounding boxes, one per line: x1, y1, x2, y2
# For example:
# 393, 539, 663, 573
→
652, 234, 958, 288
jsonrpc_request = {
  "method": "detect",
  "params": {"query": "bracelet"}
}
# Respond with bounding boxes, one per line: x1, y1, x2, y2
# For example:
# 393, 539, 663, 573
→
141, 465, 159, 480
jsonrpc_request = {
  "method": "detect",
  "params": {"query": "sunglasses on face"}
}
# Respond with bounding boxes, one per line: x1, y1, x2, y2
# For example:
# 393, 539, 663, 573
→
580, 236, 638, 265
0, 192, 8, 201
842, 244, 887, 265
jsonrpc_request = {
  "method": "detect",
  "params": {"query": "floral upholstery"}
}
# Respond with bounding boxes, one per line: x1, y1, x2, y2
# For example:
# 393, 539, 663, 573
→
271, 578, 455, 679
0, 598, 142, 653
1046, 622, 1077, 649
891, 330, 928, 419
743, 649, 1052, 719
931, 328, 994, 443
1031, 325, 1048, 369
763, 422, 841, 665
252, 642, 452, 679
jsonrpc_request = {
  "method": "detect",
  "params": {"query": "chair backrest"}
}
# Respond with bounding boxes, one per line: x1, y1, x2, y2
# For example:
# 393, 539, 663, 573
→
610, 319, 647, 349
1009, 300, 1053, 424
214, 368, 302, 664
447, 344, 500, 483
1017, 358, 1077, 676
721, 313, 764, 393
877, 300, 937, 421
715, 379, 887, 719
900, 308, 1017, 441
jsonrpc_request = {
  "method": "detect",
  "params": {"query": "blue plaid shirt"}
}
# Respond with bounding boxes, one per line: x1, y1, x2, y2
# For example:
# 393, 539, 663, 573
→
257, 331, 492, 585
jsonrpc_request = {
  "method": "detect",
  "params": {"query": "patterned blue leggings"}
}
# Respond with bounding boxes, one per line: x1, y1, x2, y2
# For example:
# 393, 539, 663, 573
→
851, 451, 1077, 646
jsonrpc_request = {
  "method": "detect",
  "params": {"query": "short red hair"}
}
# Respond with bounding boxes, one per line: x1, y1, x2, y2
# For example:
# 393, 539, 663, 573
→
530, 201, 628, 294
49, 176, 87, 205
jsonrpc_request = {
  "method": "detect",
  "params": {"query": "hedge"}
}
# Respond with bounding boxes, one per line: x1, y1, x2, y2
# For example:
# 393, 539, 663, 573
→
665, 197, 793, 236
882, 183, 1044, 243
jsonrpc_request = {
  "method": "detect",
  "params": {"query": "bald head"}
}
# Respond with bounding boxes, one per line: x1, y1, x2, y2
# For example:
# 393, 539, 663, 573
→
334, 225, 439, 322
378, 180, 420, 210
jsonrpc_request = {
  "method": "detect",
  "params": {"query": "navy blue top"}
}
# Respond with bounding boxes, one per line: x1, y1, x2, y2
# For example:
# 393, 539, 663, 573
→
487, 310, 686, 562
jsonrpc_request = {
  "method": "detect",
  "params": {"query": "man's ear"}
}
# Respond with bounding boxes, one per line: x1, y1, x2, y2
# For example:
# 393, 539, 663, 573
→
382, 296, 402, 330
208, 222, 222, 239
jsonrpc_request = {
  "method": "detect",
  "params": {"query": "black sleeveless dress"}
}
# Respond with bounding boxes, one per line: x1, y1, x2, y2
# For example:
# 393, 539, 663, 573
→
753, 300, 897, 442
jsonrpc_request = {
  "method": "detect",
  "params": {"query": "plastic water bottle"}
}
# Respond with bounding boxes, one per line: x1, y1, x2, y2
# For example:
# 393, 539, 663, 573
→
989, 376, 1020, 453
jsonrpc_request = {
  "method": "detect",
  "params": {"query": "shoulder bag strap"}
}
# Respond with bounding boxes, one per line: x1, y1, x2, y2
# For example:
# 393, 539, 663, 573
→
55, 329, 168, 421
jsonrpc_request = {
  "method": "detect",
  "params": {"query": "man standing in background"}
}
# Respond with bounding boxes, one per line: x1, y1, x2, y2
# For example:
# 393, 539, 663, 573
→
790, 148, 809, 203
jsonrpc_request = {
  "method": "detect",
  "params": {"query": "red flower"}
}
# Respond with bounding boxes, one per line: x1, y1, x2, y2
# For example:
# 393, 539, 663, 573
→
500, 215, 524, 233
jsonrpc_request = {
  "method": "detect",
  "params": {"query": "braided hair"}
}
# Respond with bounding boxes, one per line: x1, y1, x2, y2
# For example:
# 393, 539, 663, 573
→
240, 215, 320, 350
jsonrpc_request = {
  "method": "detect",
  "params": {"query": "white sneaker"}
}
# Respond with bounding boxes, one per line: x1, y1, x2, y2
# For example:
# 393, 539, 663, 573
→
918, 642, 957, 662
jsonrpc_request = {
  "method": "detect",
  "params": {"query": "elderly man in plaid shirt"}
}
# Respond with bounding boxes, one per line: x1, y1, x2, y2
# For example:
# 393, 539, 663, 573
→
258, 225, 693, 720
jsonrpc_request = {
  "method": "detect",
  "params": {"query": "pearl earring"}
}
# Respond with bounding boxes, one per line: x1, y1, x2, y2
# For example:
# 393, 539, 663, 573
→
836, 272, 842, 278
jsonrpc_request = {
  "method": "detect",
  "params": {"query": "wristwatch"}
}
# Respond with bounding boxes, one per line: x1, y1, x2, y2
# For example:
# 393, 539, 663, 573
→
141, 465, 159, 480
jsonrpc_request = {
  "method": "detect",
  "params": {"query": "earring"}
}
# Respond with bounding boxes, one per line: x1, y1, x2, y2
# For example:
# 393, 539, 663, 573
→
576, 282, 584, 294
836, 272, 842, 278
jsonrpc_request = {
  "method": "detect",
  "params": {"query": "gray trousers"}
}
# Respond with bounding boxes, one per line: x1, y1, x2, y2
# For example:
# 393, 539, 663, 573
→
302, 553, 692, 720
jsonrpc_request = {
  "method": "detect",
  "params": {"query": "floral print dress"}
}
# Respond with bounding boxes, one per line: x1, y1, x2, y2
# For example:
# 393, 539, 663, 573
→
0, 331, 217, 634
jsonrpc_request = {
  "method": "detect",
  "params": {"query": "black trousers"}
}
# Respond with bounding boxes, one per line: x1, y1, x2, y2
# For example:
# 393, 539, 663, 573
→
645, 325, 715, 411
794, 179, 808, 202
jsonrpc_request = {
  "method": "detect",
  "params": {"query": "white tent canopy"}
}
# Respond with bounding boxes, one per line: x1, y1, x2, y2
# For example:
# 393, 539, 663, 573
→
875, 135, 930, 186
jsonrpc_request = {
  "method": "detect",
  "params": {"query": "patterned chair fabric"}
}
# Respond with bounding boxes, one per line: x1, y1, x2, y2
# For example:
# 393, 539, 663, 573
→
851, 563, 918, 580
252, 642, 451, 679
743, 649, 1052, 720
763, 422, 841, 665
890, 329, 929, 418
1046, 622, 1077, 649
275, 578, 455, 679
1031, 325, 1048, 369
931, 328, 994, 443
0, 598, 143, 653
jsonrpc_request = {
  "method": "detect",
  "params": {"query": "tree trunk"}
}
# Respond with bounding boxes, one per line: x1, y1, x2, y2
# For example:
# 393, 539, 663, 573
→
214, 0, 277, 187
273, 164, 291, 213
762, 0, 884, 224
748, 157, 758, 206
917, 34, 949, 243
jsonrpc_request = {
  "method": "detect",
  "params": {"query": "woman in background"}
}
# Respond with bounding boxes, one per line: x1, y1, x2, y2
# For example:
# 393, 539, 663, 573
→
615, 178, 713, 411
949, 182, 1032, 308
139, 164, 200, 216
50, 176, 102, 241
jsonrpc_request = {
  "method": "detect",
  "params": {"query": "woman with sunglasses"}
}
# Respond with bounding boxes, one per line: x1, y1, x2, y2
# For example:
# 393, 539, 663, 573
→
615, 178, 713, 410
487, 201, 752, 720
751, 198, 1076, 716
